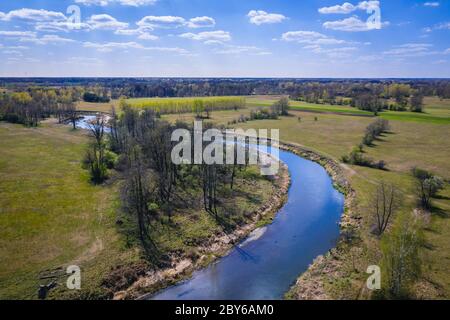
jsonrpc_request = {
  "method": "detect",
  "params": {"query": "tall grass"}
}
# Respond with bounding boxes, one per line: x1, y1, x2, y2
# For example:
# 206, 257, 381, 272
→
127, 97, 246, 115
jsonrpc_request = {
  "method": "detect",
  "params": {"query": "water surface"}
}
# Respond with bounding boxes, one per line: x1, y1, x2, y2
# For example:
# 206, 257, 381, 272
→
151, 147, 344, 300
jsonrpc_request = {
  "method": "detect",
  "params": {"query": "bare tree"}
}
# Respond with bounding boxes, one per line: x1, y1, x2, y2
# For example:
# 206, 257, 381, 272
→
371, 181, 402, 236
122, 146, 159, 260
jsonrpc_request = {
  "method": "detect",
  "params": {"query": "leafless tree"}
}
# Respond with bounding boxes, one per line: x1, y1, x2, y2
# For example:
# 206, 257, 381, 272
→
371, 181, 402, 236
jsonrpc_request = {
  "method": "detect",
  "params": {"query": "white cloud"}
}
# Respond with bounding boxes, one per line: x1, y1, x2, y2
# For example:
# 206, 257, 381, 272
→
382, 43, 439, 57
323, 16, 388, 31
179, 30, 231, 42
138, 33, 159, 40
144, 47, 189, 54
35, 14, 128, 32
187, 16, 216, 28
137, 15, 186, 28
211, 44, 271, 56
83, 41, 188, 54
21, 35, 76, 45
0, 8, 66, 22
318, 2, 356, 14
424, 2, 440, 7
424, 22, 450, 32
75, 0, 110, 6
319, 1, 379, 14
0, 30, 36, 38
281, 30, 348, 45
83, 41, 144, 52
247, 10, 287, 25
281, 31, 327, 42
114, 26, 158, 40
119, 0, 157, 6
357, 1, 380, 10
87, 14, 129, 30
137, 15, 216, 29
75, 0, 157, 6
300, 43, 358, 58
35, 21, 92, 32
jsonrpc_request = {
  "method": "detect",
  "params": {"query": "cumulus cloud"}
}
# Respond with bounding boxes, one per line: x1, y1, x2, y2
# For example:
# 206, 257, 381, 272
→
35, 21, 91, 32
87, 14, 129, 30
21, 34, 76, 45
179, 30, 231, 42
75, 0, 157, 6
323, 16, 388, 31
424, 2, 440, 7
318, 2, 356, 14
0, 8, 66, 22
83, 41, 188, 54
114, 26, 158, 40
138, 33, 159, 40
319, 1, 380, 14
281, 30, 347, 45
34, 14, 128, 32
187, 16, 216, 28
247, 10, 287, 25
137, 15, 186, 29
137, 15, 216, 29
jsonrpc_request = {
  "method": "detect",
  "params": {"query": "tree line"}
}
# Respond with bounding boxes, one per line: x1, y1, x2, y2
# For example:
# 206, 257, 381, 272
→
2, 78, 449, 102
0, 88, 80, 127
85, 107, 264, 264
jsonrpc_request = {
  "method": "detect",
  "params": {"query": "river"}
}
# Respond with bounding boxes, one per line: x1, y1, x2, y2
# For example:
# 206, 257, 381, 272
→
150, 147, 344, 300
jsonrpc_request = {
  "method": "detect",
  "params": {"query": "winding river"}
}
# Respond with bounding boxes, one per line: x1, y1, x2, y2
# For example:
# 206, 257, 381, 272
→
151, 147, 344, 300
75, 115, 344, 300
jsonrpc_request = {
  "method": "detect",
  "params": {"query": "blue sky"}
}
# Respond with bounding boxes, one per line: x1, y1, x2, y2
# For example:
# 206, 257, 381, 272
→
0, 0, 449, 77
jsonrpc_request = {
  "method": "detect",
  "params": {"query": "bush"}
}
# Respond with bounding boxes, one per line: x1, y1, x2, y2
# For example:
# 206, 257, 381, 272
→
83, 92, 110, 103
412, 167, 445, 209
362, 118, 390, 146
380, 213, 423, 299
104, 150, 119, 169
342, 147, 387, 170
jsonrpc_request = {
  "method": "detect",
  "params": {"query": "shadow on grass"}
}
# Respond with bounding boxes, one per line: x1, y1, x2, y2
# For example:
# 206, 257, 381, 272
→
431, 205, 448, 219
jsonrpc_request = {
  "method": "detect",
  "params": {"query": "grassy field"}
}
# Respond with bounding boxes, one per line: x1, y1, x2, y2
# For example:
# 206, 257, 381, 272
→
247, 97, 373, 116
246, 96, 450, 124
0, 119, 278, 299
77, 96, 245, 115
163, 97, 450, 298
78, 95, 450, 125
8, 95, 450, 299
0, 121, 140, 299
